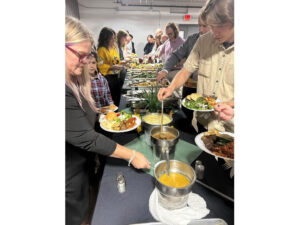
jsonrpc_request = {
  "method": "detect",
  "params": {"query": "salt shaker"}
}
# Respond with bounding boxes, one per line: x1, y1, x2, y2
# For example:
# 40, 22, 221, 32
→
116, 172, 126, 193
195, 160, 205, 180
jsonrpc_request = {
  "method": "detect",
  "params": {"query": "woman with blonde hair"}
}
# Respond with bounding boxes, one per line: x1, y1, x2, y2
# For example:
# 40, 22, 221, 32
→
117, 29, 129, 60
65, 16, 150, 225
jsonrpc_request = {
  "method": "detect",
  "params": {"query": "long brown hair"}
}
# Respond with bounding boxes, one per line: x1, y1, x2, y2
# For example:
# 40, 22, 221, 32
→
165, 22, 179, 39
65, 16, 97, 112
97, 27, 115, 50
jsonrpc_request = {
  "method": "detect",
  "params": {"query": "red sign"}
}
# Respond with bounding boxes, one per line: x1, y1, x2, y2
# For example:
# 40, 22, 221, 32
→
184, 14, 191, 21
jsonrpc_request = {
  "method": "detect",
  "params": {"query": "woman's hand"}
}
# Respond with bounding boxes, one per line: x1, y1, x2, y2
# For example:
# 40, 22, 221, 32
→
214, 103, 234, 121
110, 65, 124, 71
131, 151, 151, 169
157, 87, 174, 101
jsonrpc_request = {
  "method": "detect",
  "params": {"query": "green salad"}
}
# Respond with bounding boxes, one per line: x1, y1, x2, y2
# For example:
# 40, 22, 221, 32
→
184, 96, 216, 110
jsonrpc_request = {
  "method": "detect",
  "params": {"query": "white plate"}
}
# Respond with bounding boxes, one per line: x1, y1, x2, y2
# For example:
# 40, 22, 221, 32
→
181, 98, 220, 112
195, 131, 234, 161
99, 114, 141, 133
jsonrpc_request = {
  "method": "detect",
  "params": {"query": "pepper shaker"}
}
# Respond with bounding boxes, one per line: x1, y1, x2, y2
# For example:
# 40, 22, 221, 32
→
195, 160, 205, 180
116, 172, 126, 193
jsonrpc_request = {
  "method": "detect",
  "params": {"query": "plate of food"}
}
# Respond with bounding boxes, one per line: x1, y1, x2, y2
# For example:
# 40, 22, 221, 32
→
98, 104, 118, 114
195, 130, 234, 160
182, 93, 219, 112
99, 111, 141, 133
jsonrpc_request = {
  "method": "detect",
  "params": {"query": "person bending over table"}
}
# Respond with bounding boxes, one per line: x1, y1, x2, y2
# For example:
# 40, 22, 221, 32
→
156, 11, 210, 127
157, 22, 184, 82
97, 27, 124, 107
65, 16, 151, 225
157, 0, 234, 133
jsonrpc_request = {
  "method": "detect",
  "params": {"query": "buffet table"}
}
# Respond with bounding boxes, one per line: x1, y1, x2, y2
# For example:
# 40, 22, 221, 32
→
91, 105, 234, 225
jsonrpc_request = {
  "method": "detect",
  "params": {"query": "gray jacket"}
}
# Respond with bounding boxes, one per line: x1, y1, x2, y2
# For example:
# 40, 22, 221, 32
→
163, 33, 200, 76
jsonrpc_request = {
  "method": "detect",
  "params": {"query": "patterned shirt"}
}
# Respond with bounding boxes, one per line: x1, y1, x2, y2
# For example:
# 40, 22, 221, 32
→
91, 73, 114, 108
159, 36, 185, 63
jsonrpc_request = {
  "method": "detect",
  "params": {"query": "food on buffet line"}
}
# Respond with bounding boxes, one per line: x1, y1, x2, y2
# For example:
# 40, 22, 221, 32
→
184, 93, 217, 110
143, 114, 171, 125
101, 111, 137, 131
131, 81, 157, 87
127, 72, 157, 79
201, 130, 234, 159
159, 172, 190, 188
153, 132, 176, 140
128, 63, 163, 70
98, 104, 117, 114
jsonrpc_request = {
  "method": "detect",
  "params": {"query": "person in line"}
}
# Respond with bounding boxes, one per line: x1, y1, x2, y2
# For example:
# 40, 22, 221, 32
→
88, 51, 115, 112
161, 33, 168, 44
97, 27, 124, 106
145, 34, 162, 62
156, 13, 210, 82
117, 29, 129, 60
66, 16, 150, 225
143, 34, 155, 55
155, 12, 210, 129
126, 33, 135, 54
157, 0, 234, 133
156, 34, 168, 62
158, 22, 184, 81
155, 28, 163, 37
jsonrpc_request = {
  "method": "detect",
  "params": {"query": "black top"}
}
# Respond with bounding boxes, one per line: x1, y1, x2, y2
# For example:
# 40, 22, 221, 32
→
143, 42, 154, 55
131, 41, 136, 54
118, 46, 124, 60
65, 84, 116, 225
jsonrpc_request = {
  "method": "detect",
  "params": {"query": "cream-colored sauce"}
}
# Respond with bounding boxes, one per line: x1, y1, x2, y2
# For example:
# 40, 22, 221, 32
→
143, 114, 171, 125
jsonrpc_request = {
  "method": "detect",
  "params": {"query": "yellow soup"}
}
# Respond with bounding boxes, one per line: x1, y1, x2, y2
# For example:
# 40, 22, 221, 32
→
143, 114, 171, 125
158, 172, 190, 188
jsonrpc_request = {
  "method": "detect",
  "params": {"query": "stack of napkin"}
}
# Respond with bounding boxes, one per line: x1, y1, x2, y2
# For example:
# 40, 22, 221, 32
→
149, 188, 210, 225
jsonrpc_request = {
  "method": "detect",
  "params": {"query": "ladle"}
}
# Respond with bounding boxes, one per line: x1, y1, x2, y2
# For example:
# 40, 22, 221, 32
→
166, 149, 170, 176
162, 142, 170, 176
160, 100, 166, 139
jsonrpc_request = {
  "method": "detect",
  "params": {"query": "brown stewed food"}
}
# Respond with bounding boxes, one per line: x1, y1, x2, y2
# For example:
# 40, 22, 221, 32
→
153, 132, 176, 140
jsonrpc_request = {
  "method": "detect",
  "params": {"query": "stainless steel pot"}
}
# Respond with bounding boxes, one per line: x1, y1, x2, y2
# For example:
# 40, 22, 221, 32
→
150, 126, 179, 160
154, 160, 196, 210
142, 113, 173, 145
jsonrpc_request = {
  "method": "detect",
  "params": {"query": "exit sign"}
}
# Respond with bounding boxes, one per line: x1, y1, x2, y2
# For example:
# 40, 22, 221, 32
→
184, 14, 191, 21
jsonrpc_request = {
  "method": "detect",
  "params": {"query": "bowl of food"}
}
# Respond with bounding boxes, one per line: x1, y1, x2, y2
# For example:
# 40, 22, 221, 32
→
154, 160, 196, 210
150, 126, 179, 161
142, 113, 173, 145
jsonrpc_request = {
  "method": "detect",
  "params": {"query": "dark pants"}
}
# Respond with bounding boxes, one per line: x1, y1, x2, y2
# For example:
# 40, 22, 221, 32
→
119, 68, 127, 89
105, 74, 122, 107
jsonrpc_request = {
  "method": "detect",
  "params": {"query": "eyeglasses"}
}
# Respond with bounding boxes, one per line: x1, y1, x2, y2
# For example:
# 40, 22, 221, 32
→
65, 44, 92, 63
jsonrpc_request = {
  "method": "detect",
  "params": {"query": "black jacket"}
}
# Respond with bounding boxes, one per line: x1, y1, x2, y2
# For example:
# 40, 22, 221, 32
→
132, 41, 136, 54
65, 85, 116, 225
143, 42, 154, 55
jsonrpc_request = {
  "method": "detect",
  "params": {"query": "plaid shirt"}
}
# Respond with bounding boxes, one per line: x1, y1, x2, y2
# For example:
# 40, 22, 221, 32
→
91, 73, 114, 108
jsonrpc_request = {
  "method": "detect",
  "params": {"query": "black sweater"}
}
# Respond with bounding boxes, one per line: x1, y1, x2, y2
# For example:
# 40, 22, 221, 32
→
65, 85, 116, 225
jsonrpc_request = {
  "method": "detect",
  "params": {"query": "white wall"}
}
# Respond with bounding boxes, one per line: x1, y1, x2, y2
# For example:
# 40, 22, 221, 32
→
78, 6, 200, 56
